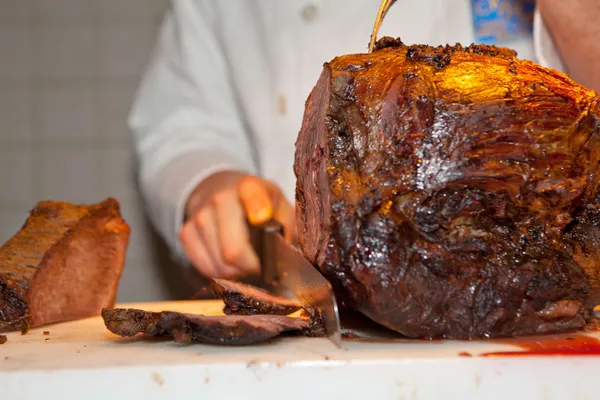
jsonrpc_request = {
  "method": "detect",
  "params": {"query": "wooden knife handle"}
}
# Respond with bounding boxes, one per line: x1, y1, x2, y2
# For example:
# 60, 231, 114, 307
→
248, 219, 284, 284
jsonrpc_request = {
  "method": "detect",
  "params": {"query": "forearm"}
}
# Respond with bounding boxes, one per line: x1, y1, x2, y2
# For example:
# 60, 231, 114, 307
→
537, 0, 600, 91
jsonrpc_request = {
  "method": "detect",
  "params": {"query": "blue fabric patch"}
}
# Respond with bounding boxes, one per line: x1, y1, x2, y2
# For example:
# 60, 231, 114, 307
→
471, 0, 535, 45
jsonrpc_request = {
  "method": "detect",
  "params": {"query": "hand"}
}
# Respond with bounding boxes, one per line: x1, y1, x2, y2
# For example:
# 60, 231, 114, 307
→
179, 171, 296, 280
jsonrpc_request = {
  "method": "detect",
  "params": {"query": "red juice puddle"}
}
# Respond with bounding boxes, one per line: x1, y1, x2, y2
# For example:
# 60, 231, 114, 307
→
481, 334, 600, 357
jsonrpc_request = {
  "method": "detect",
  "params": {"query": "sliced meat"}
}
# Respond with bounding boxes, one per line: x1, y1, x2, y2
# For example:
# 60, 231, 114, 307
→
0, 335, 6, 344
101, 308, 311, 346
210, 278, 302, 315
0, 198, 130, 333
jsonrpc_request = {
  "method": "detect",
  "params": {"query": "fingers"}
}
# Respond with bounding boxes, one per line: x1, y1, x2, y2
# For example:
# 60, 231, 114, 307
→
180, 174, 297, 281
180, 203, 241, 280
238, 176, 273, 224
194, 204, 242, 280
213, 190, 261, 275
179, 220, 217, 278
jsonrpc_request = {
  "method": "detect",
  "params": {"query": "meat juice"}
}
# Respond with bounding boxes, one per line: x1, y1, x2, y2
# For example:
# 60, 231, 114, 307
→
481, 334, 600, 357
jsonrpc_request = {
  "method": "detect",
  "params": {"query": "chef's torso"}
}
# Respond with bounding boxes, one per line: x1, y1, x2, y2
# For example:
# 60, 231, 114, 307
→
212, 0, 536, 203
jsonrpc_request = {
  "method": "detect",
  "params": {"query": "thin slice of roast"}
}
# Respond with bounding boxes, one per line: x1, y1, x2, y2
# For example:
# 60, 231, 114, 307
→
210, 279, 302, 316
102, 308, 310, 346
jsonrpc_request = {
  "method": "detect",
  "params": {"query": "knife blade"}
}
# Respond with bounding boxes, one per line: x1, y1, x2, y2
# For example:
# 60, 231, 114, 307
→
249, 219, 342, 348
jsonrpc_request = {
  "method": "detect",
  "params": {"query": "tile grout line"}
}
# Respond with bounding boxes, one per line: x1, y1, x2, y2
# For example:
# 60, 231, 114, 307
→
94, 3, 106, 201
28, 0, 41, 203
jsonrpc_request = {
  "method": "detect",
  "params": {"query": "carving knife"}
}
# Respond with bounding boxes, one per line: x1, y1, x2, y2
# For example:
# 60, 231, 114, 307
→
250, 219, 342, 348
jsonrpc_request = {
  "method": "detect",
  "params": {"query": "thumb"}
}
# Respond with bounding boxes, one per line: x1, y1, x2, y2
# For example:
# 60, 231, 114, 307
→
238, 176, 274, 224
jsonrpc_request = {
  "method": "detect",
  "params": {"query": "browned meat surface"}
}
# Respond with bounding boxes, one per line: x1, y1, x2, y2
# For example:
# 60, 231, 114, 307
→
0, 198, 130, 333
0, 335, 6, 344
294, 37, 600, 339
211, 278, 302, 315
102, 308, 311, 345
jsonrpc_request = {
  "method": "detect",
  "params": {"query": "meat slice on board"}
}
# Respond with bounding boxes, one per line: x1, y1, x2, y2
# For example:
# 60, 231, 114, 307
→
102, 308, 311, 346
294, 37, 600, 339
210, 278, 302, 316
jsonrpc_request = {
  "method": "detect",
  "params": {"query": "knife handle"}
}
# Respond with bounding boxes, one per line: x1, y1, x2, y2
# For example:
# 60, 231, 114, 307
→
248, 219, 284, 284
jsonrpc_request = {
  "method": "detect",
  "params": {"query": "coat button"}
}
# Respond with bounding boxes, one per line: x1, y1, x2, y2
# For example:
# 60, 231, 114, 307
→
301, 4, 318, 22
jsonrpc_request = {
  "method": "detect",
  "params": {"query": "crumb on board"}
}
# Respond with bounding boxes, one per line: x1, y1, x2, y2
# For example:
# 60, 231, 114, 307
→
43, 331, 50, 336
458, 351, 473, 357
152, 373, 164, 386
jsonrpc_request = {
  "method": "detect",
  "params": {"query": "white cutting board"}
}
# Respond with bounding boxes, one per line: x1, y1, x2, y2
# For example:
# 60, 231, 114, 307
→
1, 300, 600, 400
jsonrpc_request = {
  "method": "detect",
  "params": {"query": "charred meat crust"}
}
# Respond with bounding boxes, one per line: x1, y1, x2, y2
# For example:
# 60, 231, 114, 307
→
373, 36, 518, 60
101, 308, 310, 346
294, 37, 600, 339
210, 279, 302, 316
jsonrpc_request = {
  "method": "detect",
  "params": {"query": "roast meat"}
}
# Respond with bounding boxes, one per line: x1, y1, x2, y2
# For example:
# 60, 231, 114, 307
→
294, 38, 600, 339
102, 308, 310, 346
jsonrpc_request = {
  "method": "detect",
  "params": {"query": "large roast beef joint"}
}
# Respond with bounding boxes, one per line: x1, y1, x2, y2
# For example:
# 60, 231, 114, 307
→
294, 37, 600, 339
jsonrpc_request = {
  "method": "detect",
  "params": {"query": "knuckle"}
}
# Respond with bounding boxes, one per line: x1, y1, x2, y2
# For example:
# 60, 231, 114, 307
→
211, 189, 233, 208
222, 244, 246, 266
238, 175, 255, 186
193, 208, 210, 229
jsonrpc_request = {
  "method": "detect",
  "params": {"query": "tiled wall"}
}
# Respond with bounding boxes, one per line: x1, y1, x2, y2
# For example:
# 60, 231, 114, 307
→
0, 0, 197, 302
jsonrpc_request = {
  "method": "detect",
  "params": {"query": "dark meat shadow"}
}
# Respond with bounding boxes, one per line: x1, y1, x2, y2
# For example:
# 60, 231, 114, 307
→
103, 332, 287, 349
338, 306, 412, 342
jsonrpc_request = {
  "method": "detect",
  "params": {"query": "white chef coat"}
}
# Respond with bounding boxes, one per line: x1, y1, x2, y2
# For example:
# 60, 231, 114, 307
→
128, 0, 566, 264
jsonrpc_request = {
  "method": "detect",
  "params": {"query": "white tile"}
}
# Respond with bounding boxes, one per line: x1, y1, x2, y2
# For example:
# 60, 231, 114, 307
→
0, 87, 32, 142
96, 0, 157, 21
33, 25, 98, 79
0, 208, 30, 246
34, 86, 95, 140
97, 82, 137, 142
96, 146, 139, 202
38, 147, 101, 203
0, 27, 32, 81
98, 24, 156, 78
31, 0, 95, 22
0, 145, 34, 204
0, 0, 31, 22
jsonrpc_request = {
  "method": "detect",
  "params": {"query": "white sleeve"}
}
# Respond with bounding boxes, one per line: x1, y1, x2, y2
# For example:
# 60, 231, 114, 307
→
128, 0, 258, 263
533, 7, 566, 73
